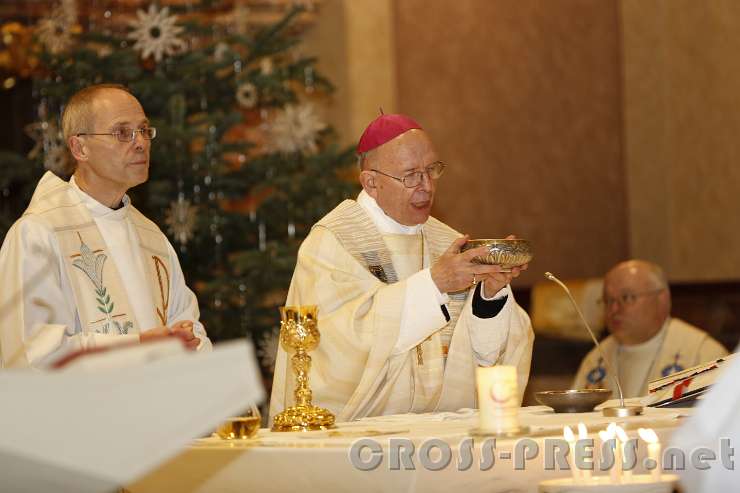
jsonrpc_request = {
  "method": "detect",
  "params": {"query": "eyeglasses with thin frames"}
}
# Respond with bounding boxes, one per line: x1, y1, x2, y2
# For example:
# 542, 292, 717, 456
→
597, 288, 664, 308
76, 127, 157, 143
370, 161, 447, 188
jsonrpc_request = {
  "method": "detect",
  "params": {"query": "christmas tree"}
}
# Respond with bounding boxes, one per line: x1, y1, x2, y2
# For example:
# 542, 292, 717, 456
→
0, 1, 358, 379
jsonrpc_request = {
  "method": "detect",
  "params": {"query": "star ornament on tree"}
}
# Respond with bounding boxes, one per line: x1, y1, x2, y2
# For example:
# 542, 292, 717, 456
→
36, 6, 77, 54
43, 143, 70, 175
257, 326, 280, 373
267, 103, 326, 154
128, 4, 187, 62
164, 198, 198, 245
26, 120, 71, 175
236, 82, 258, 108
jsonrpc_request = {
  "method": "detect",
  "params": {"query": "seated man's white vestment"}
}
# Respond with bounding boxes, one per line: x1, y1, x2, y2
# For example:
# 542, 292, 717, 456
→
573, 317, 727, 397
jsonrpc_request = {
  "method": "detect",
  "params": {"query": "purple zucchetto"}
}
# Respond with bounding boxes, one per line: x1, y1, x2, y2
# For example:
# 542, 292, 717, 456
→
356, 113, 423, 154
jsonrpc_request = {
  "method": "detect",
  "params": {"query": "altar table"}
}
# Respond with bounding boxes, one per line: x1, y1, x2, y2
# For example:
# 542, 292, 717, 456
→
127, 405, 689, 493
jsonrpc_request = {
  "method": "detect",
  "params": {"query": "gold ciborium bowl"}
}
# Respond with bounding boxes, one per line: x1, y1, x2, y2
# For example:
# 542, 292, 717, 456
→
535, 389, 612, 413
462, 239, 533, 271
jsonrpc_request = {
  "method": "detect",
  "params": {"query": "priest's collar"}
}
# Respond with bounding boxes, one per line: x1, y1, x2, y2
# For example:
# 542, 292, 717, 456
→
357, 190, 424, 235
69, 175, 130, 220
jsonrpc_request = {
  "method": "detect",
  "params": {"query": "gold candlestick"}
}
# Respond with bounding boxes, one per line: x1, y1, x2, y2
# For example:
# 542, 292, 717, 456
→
271, 305, 336, 432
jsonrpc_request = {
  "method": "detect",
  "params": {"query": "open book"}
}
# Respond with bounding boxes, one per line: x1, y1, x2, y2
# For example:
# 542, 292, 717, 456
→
0, 339, 264, 493
646, 353, 737, 407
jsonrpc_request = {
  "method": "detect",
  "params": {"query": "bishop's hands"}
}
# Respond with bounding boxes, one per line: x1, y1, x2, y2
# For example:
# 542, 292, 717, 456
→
139, 320, 201, 350
480, 234, 528, 297
430, 234, 528, 296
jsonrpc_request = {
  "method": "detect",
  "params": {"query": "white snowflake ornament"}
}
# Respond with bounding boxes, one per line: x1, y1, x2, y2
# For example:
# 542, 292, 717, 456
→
267, 103, 326, 154
24, 121, 48, 160
26, 121, 71, 174
236, 82, 258, 108
256, 327, 280, 372
44, 142, 71, 175
36, 6, 75, 54
165, 198, 198, 245
128, 5, 187, 62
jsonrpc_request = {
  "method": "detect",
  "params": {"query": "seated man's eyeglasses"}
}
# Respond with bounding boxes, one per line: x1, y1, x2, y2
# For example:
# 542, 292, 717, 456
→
76, 127, 157, 143
370, 161, 447, 188
598, 289, 664, 308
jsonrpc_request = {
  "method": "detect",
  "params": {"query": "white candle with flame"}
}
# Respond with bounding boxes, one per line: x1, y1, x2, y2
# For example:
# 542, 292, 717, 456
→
578, 422, 592, 483
615, 425, 631, 483
639, 428, 662, 481
564, 425, 580, 482
599, 424, 619, 484
476, 366, 519, 434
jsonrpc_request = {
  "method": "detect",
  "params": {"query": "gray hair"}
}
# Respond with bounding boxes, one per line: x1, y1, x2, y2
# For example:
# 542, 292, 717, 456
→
61, 83, 130, 141
356, 151, 369, 170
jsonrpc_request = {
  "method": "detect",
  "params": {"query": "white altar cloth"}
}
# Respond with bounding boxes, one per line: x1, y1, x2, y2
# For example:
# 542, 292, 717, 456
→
128, 406, 688, 493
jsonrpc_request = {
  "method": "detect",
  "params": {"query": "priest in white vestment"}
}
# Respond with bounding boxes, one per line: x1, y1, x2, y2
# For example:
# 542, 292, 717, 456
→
573, 260, 727, 397
0, 84, 212, 369
270, 114, 534, 422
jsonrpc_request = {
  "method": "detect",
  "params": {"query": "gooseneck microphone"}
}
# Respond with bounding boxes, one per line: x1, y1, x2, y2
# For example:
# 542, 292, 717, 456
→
544, 272, 643, 417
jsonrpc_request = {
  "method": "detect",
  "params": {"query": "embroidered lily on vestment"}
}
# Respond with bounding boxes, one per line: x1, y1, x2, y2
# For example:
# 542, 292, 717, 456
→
71, 233, 131, 334
72, 236, 115, 317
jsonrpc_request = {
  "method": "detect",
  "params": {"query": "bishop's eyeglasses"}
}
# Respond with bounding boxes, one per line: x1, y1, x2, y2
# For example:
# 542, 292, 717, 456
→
370, 161, 447, 188
76, 127, 157, 143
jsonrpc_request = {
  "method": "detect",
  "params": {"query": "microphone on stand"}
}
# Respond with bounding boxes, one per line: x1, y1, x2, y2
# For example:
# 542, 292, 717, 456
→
544, 272, 643, 417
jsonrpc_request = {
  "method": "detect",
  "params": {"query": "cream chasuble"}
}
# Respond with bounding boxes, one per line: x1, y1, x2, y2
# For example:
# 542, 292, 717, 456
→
573, 317, 728, 397
0, 171, 212, 368
269, 196, 533, 422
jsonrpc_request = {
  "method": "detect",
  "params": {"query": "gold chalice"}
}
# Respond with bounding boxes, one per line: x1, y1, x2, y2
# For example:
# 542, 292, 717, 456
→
271, 305, 336, 432
215, 404, 261, 439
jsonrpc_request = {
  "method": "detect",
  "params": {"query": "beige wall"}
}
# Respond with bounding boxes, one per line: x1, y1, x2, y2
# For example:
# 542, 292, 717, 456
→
304, 0, 398, 146
394, 0, 628, 285
621, 0, 740, 282
308, 0, 740, 285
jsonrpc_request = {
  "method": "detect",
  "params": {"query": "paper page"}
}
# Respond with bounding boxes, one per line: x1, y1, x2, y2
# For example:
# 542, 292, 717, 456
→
0, 339, 264, 493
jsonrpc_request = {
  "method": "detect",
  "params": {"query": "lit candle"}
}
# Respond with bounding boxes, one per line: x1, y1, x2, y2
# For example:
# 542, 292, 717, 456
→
599, 425, 619, 484
615, 425, 631, 483
638, 428, 662, 481
578, 422, 592, 483
475, 366, 520, 434
564, 425, 580, 482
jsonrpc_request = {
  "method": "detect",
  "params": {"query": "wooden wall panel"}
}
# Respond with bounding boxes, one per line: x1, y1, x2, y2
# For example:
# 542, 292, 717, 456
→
394, 0, 628, 285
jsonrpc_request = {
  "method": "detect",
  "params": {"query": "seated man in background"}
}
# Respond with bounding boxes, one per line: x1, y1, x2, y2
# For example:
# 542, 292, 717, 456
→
573, 259, 727, 397
0, 84, 211, 368
270, 113, 533, 422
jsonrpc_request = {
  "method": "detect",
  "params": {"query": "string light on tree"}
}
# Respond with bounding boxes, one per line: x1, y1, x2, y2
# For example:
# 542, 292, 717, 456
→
260, 57, 274, 75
